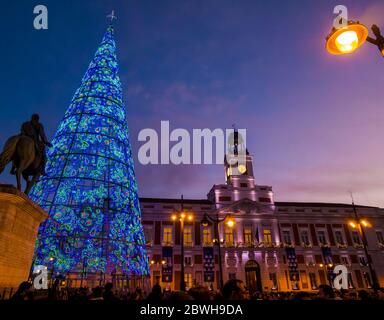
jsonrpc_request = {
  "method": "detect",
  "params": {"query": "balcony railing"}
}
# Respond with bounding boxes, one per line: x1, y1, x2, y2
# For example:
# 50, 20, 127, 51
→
336, 243, 348, 249
282, 243, 294, 248
353, 243, 364, 249
319, 242, 330, 248
301, 242, 313, 248
162, 241, 173, 246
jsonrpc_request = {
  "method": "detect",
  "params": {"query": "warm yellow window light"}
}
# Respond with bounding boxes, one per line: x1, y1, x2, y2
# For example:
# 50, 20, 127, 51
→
188, 215, 193, 221
326, 22, 368, 55
171, 214, 177, 221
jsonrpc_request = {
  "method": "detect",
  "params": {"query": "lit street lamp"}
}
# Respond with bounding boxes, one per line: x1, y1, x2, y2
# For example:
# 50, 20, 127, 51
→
318, 263, 334, 286
49, 256, 55, 288
326, 20, 384, 57
348, 201, 379, 291
201, 212, 235, 290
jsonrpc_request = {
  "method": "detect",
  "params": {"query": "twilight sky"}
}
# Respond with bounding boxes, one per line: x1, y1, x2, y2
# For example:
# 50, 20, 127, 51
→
1, 0, 384, 206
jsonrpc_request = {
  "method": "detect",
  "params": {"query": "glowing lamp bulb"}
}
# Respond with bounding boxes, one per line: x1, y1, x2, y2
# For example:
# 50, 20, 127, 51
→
349, 221, 357, 229
335, 30, 359, 53
361, 220, 368, 227
226, 219, 235, 228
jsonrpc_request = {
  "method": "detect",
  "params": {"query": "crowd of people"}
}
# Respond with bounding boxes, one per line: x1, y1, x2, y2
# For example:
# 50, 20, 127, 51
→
8, 279, 384, 301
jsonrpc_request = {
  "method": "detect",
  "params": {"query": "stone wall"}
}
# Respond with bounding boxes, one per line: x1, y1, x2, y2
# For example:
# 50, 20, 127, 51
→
0, 184, 48, 292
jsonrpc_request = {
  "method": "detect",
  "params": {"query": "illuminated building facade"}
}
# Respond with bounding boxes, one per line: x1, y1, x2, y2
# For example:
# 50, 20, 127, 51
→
141, 147, 384, 292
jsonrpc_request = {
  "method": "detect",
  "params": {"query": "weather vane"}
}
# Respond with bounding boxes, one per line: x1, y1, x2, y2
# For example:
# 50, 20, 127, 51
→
107, 10, 117, 23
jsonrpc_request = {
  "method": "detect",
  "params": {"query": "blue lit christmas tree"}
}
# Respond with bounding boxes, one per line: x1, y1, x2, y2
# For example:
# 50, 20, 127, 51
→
30, 22, 149, 279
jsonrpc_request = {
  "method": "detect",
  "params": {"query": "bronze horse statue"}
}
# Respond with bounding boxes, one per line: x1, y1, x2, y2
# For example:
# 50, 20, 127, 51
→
0, 135, 43, 195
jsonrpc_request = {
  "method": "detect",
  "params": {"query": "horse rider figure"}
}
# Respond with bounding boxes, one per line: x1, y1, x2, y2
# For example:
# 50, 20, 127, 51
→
11, 114, 52, 176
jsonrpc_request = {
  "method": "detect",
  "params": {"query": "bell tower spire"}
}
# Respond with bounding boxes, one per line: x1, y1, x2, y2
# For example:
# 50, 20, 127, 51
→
224, 127, 253, 184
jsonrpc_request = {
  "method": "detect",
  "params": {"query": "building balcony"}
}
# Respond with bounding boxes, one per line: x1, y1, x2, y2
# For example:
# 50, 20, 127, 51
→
184, 242, 193, 247
202, 241, 214, 247
243, 242, 255, 248
281, 243, 294, 248
258, 242, 277, 248
353, 243, 364, 249
336, 243, 348, 249
301, 242, 313, 248
378, 242, 384, 249
162, 241, 173, 247
224, 242, 235, 248
319, 242, 330, 248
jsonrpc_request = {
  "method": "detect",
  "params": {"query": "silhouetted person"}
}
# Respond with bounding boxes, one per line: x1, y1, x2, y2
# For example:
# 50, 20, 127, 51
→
358, 290, 371, 301
90, 286, 104, 300
103, 283, 118, 301
317, 284, 334, 300
146, 284, 163, 302
222, 279, 249, 300
294, 291, 311, 300
188, 285, 211, 300
48, 278, 60, 300
11, 281, 33, 301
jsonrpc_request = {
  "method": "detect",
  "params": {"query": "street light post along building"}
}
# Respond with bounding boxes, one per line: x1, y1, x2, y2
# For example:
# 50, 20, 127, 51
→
172, 196, 193, 291
201, 212, 235, 290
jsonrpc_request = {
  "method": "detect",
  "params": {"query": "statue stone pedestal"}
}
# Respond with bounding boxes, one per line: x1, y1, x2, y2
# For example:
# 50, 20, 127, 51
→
0, 184, 48, 293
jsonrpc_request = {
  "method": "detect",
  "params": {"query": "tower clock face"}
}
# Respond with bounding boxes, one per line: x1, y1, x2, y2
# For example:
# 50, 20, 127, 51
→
238, 164, 247, 174
227, 164, 246, 177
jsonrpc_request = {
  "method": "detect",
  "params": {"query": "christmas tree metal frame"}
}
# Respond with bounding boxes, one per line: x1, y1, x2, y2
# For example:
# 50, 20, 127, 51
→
30, 23, 149, 283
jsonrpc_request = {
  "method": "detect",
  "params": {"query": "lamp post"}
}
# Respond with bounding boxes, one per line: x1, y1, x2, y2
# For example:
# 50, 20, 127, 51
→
172, 195, 193, 291
325, 20, 384, 57
318, 262, 333, 286
201, 211, 235, 291
349, 201, 379, 291
49, 256, 55, 288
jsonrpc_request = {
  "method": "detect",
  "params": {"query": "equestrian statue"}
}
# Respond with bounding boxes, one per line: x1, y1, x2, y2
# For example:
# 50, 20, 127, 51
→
0, 114, 52, 195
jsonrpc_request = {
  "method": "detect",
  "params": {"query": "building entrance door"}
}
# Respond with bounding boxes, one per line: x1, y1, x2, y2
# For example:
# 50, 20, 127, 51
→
245, 260, 262, 293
